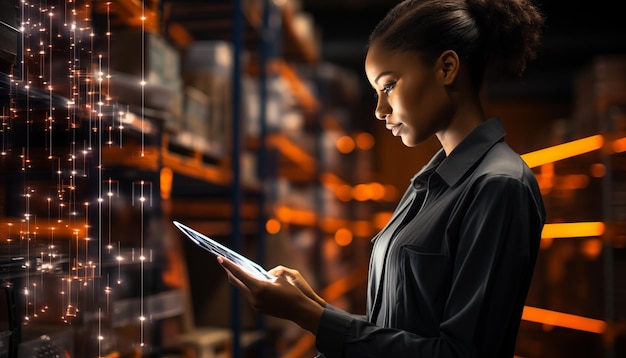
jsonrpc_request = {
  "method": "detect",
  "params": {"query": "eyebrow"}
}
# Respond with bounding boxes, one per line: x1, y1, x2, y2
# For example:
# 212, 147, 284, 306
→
374, 71, 393, 85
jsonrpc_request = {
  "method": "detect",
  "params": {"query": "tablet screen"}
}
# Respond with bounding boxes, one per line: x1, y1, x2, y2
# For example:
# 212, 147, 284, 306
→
173, 220, 276, 282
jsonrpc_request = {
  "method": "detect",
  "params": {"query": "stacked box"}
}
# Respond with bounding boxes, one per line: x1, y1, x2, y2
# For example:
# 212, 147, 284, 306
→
184, 86, 210, 141
182, 41, 233, 158
110, 29, 181, 87
109, 30, 184, 121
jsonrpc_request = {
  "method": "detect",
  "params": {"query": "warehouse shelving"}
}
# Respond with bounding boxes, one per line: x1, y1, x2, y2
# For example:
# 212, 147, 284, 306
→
0, 0, 376, 357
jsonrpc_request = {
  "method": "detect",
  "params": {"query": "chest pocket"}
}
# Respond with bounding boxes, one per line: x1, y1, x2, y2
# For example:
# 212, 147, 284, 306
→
397, 245, 451, 336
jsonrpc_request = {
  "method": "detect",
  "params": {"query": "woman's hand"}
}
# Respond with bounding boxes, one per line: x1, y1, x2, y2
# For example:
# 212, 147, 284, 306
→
268, 265, 327, 308
218, 257, 324, 333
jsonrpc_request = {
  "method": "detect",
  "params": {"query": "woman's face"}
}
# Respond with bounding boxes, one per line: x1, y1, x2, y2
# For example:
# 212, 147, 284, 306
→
365, 43, 453, 147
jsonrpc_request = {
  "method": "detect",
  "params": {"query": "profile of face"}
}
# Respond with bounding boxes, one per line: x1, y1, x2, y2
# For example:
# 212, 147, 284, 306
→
365, 43, 457, 147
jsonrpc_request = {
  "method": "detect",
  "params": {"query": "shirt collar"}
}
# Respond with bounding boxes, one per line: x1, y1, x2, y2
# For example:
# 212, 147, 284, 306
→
411, 117, 506, 188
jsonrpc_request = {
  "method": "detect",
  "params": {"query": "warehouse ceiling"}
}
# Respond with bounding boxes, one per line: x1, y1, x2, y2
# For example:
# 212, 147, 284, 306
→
160, 0, 626, 101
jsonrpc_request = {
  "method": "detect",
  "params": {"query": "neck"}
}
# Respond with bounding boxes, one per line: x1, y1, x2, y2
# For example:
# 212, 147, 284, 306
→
436, 99, 485, 155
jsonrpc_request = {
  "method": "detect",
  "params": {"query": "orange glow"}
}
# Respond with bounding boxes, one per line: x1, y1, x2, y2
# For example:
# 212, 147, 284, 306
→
266, 219, 281, 234
336, 135, 356, 154
321, 172, 346, 186
521, 135, 604, 168
352, 184, 372, 201
355, 132, 375, 150
373, 211, 393, 230
352, 220, 373, 237
383, 184, 399, 201
581, 238, 603, 260
541, 222, 605, 239
336, 184, 353, 202
540, 236, 554, 250
160, 167, 173, 200
537, 162, 554, 194
369, 182, 386, 201
321, 217, 349, 234
268, 135, 315, 171
590, 163, 606, 178
276, 206, 316, 226
522, 306, 606, 333
274, 60, 319, 113
612, 136, 626, 153
335, 228, 353, 246
557, 174, 589, 190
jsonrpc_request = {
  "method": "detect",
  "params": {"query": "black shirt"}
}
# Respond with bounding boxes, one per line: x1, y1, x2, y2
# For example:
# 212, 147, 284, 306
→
316, 117, 546, 357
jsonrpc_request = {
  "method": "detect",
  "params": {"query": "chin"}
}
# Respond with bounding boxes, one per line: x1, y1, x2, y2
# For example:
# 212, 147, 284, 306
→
401, 135, 425, 148
400, 136, 418, 148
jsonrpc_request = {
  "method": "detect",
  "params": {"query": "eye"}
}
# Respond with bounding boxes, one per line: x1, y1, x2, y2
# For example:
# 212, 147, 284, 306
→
382, 81, 396, 95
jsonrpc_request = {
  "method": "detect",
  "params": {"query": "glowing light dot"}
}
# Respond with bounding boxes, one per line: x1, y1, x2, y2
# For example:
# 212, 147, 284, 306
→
140, 256, 146, 261
98, 336, 104, 340
139, 316, 146, 321
140, 197, 146, 202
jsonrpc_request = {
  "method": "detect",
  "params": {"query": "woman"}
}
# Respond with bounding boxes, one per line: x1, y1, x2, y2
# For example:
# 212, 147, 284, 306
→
219, 0, 546, 356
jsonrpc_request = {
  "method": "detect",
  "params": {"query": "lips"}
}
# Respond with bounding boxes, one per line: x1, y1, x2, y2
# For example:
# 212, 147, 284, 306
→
386, 123, 402, 136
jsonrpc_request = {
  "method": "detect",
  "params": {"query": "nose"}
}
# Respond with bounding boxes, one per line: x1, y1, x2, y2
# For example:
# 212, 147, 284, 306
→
374, 96, 391, 121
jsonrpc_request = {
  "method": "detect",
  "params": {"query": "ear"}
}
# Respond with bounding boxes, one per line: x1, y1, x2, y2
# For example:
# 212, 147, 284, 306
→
437, 50, 460, 85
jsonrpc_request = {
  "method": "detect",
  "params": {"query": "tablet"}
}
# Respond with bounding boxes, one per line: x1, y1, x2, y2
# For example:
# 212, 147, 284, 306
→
173, 220, 276, 282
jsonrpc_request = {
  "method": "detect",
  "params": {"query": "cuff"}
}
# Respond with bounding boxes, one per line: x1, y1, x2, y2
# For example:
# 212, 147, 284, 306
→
315, 306, 353, 357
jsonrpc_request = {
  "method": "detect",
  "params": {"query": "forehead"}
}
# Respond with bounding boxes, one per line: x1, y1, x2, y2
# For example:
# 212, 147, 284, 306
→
365, 43, 427, 83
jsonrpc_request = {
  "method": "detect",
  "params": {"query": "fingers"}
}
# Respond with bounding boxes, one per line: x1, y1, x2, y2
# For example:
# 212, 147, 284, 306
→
268, 266, 301, 284
268, 265, 287, 276
218, 256, 259, 290
269, 265, 299, 276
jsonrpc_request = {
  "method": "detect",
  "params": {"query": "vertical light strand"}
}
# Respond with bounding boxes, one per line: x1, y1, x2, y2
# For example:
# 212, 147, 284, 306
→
84, 202, 89, 284
106, 2, 117, 149
47, 197, 52, 267
25, 84, 30, 167
97, 55, 104, 278
48, 8, 53, 159
98, 306, 103, 357
116, 241, 122, 285
19, 0, 25, 80
105, 1, 112, 108
65, 230, 78, 321
132, 179, 152, 349
23, 190, 32, 323
1, 102, 9, 155
140, 0, 146, 157
140, 0, 148, 349
105, 179, 119, 253
140, 182, 145, 348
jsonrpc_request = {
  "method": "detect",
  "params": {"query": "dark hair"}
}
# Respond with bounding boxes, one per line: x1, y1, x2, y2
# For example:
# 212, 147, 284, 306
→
368, 0, 544, 88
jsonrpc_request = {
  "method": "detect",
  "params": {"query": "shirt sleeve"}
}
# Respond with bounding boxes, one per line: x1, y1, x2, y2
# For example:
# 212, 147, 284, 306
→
315, 174, 545, 357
